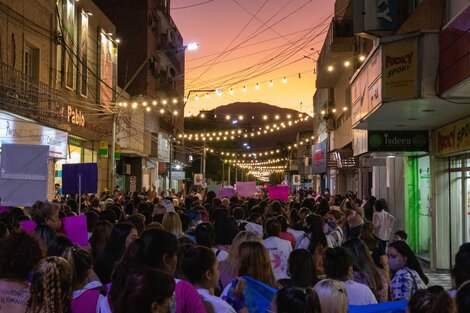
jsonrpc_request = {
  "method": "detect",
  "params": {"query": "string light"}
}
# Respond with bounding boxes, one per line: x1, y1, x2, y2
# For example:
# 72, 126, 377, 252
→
242, 86, 247, 92
344, 61, 350, 67
229, 88, 234, 95
255, 83, 260, 90
359, 55, 366, 61
269, 80, 274, 87
282, 77, 287, 83
327, 65, 334, 72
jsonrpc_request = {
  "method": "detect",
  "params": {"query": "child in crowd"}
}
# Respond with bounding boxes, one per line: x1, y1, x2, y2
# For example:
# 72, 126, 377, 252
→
393, 230, 408, 242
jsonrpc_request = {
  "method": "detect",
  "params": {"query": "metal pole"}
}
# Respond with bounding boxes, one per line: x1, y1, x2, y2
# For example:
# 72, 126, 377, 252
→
110, 113, 117, 190
222, 161, 224, 186
228, 164, 231, 186
235, 166, 238, 184
203, 144, 206, 181
169, 139, 172, 192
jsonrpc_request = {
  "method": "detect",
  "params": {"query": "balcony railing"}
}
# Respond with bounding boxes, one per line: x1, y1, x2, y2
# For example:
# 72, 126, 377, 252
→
0, 62, 66, 125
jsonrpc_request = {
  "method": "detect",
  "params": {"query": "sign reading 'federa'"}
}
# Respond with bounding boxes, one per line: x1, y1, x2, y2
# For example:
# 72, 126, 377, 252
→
368, 131, 429, 152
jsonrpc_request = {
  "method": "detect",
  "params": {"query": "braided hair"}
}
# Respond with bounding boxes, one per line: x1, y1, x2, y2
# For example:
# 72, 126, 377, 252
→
27, 256, 72, 313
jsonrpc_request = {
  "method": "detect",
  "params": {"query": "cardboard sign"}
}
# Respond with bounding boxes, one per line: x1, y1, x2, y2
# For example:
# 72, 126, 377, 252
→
268, 186, 289, 202
217, 187, 236, 199
236, 182, 256, 197
20, 215, 88, 247
62, 163, 98, 194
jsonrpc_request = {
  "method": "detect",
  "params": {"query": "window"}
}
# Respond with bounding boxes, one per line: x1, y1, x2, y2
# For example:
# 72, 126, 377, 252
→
24, 45, 39, 80
79, 11, 88, 96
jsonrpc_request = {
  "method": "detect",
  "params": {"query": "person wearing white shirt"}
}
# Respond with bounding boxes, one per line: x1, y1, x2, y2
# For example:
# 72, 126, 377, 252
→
182, 246, 248, 313
262, 218, 293, 281
323, 246, 377, 305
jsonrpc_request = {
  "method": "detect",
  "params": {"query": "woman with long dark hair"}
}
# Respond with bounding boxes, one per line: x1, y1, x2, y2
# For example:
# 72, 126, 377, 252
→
106, 229, 206, 313
342, 238, 389, 302
113, 268, 175, 313
388, 241, 428, 300
94, 223, 137, 284
295, 214, 329, 276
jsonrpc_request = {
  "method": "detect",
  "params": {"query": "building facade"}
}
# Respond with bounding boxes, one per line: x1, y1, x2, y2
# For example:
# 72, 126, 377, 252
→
94, 0, 186, 194
0, 0, 117, 200
314, 0, 470, 269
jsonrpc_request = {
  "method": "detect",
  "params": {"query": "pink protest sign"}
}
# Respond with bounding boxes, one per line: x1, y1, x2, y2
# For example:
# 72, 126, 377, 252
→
217, 187, 236, 199
62, 215, 88, 246
20, 220, 37, 233
20, 215, 88, 247
236, 182, 257, 197
268, 186, 289, 202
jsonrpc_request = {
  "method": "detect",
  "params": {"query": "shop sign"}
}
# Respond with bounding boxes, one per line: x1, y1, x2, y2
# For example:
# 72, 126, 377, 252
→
362, 158, 386, 167
312, 139, 328, 174
114, 144, 121, 160
0, 116, 68, 158
354, 0, 398, 34
353, 129, 368, 156
67, 105, 85, 127
158, 133, 170, 162
99, 141, 108, 157
129, 176, 137, 193
435, 116, 470, 156
382, 38, 418, 101
368, 131, 429, 152
351, 48, 382, 126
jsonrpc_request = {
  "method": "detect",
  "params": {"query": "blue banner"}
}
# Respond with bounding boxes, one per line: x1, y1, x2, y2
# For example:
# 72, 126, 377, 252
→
349, 300, 408, 313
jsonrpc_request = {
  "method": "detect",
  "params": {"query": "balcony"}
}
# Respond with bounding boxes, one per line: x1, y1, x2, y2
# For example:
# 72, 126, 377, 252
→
160, 41, 182, 73
316, 18, 355, 88
0, 62, 64, 127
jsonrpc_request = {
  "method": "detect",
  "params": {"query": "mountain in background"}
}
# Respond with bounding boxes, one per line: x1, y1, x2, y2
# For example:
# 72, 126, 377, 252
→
185, 102, 312, 150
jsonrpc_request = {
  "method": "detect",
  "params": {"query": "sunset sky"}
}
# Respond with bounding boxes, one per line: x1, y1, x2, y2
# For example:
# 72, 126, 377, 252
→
171, 0, 335, 115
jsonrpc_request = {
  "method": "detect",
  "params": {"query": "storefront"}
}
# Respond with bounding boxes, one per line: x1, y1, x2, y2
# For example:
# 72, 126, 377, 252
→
54, 136, 98, 190
432, 116, 470, 269
354, 129, 431, 258
0, 111, 68, 200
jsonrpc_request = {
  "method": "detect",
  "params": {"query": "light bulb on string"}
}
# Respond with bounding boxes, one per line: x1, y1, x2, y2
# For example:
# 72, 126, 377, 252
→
159, 108, 165, 114
146, 107, 151, 112
242, 86, 247, 92
162, 99, 168, 105
195, 95, 199, 101
132, 102, 138, 109
142, 101, 147, 107
205, 93, 210, 99
255, 83, 260, 90
152, 100, 157, 106
269, 80, 274, 87
282, 77, 287, 83
172, 98, 178, 104
229, 88, 234, 95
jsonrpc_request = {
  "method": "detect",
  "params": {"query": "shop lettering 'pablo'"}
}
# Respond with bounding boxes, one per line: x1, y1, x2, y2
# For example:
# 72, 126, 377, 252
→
385, 51, 413, 78
67, 106, 85, 127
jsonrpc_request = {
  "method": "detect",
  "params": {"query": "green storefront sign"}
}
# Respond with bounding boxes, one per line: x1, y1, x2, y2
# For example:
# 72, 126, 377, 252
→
368, 131, 429, 152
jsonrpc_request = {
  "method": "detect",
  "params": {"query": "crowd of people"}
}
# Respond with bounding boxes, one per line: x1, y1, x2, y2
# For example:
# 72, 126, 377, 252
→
0, 187, 468, 313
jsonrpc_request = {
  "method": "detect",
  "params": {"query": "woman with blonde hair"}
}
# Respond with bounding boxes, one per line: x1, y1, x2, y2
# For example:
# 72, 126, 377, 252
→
26, 256, 72, 313
218, 231, 261, 289
221, 241, 277, 297
313, 279, 348, 313
162, 211, 184, 239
